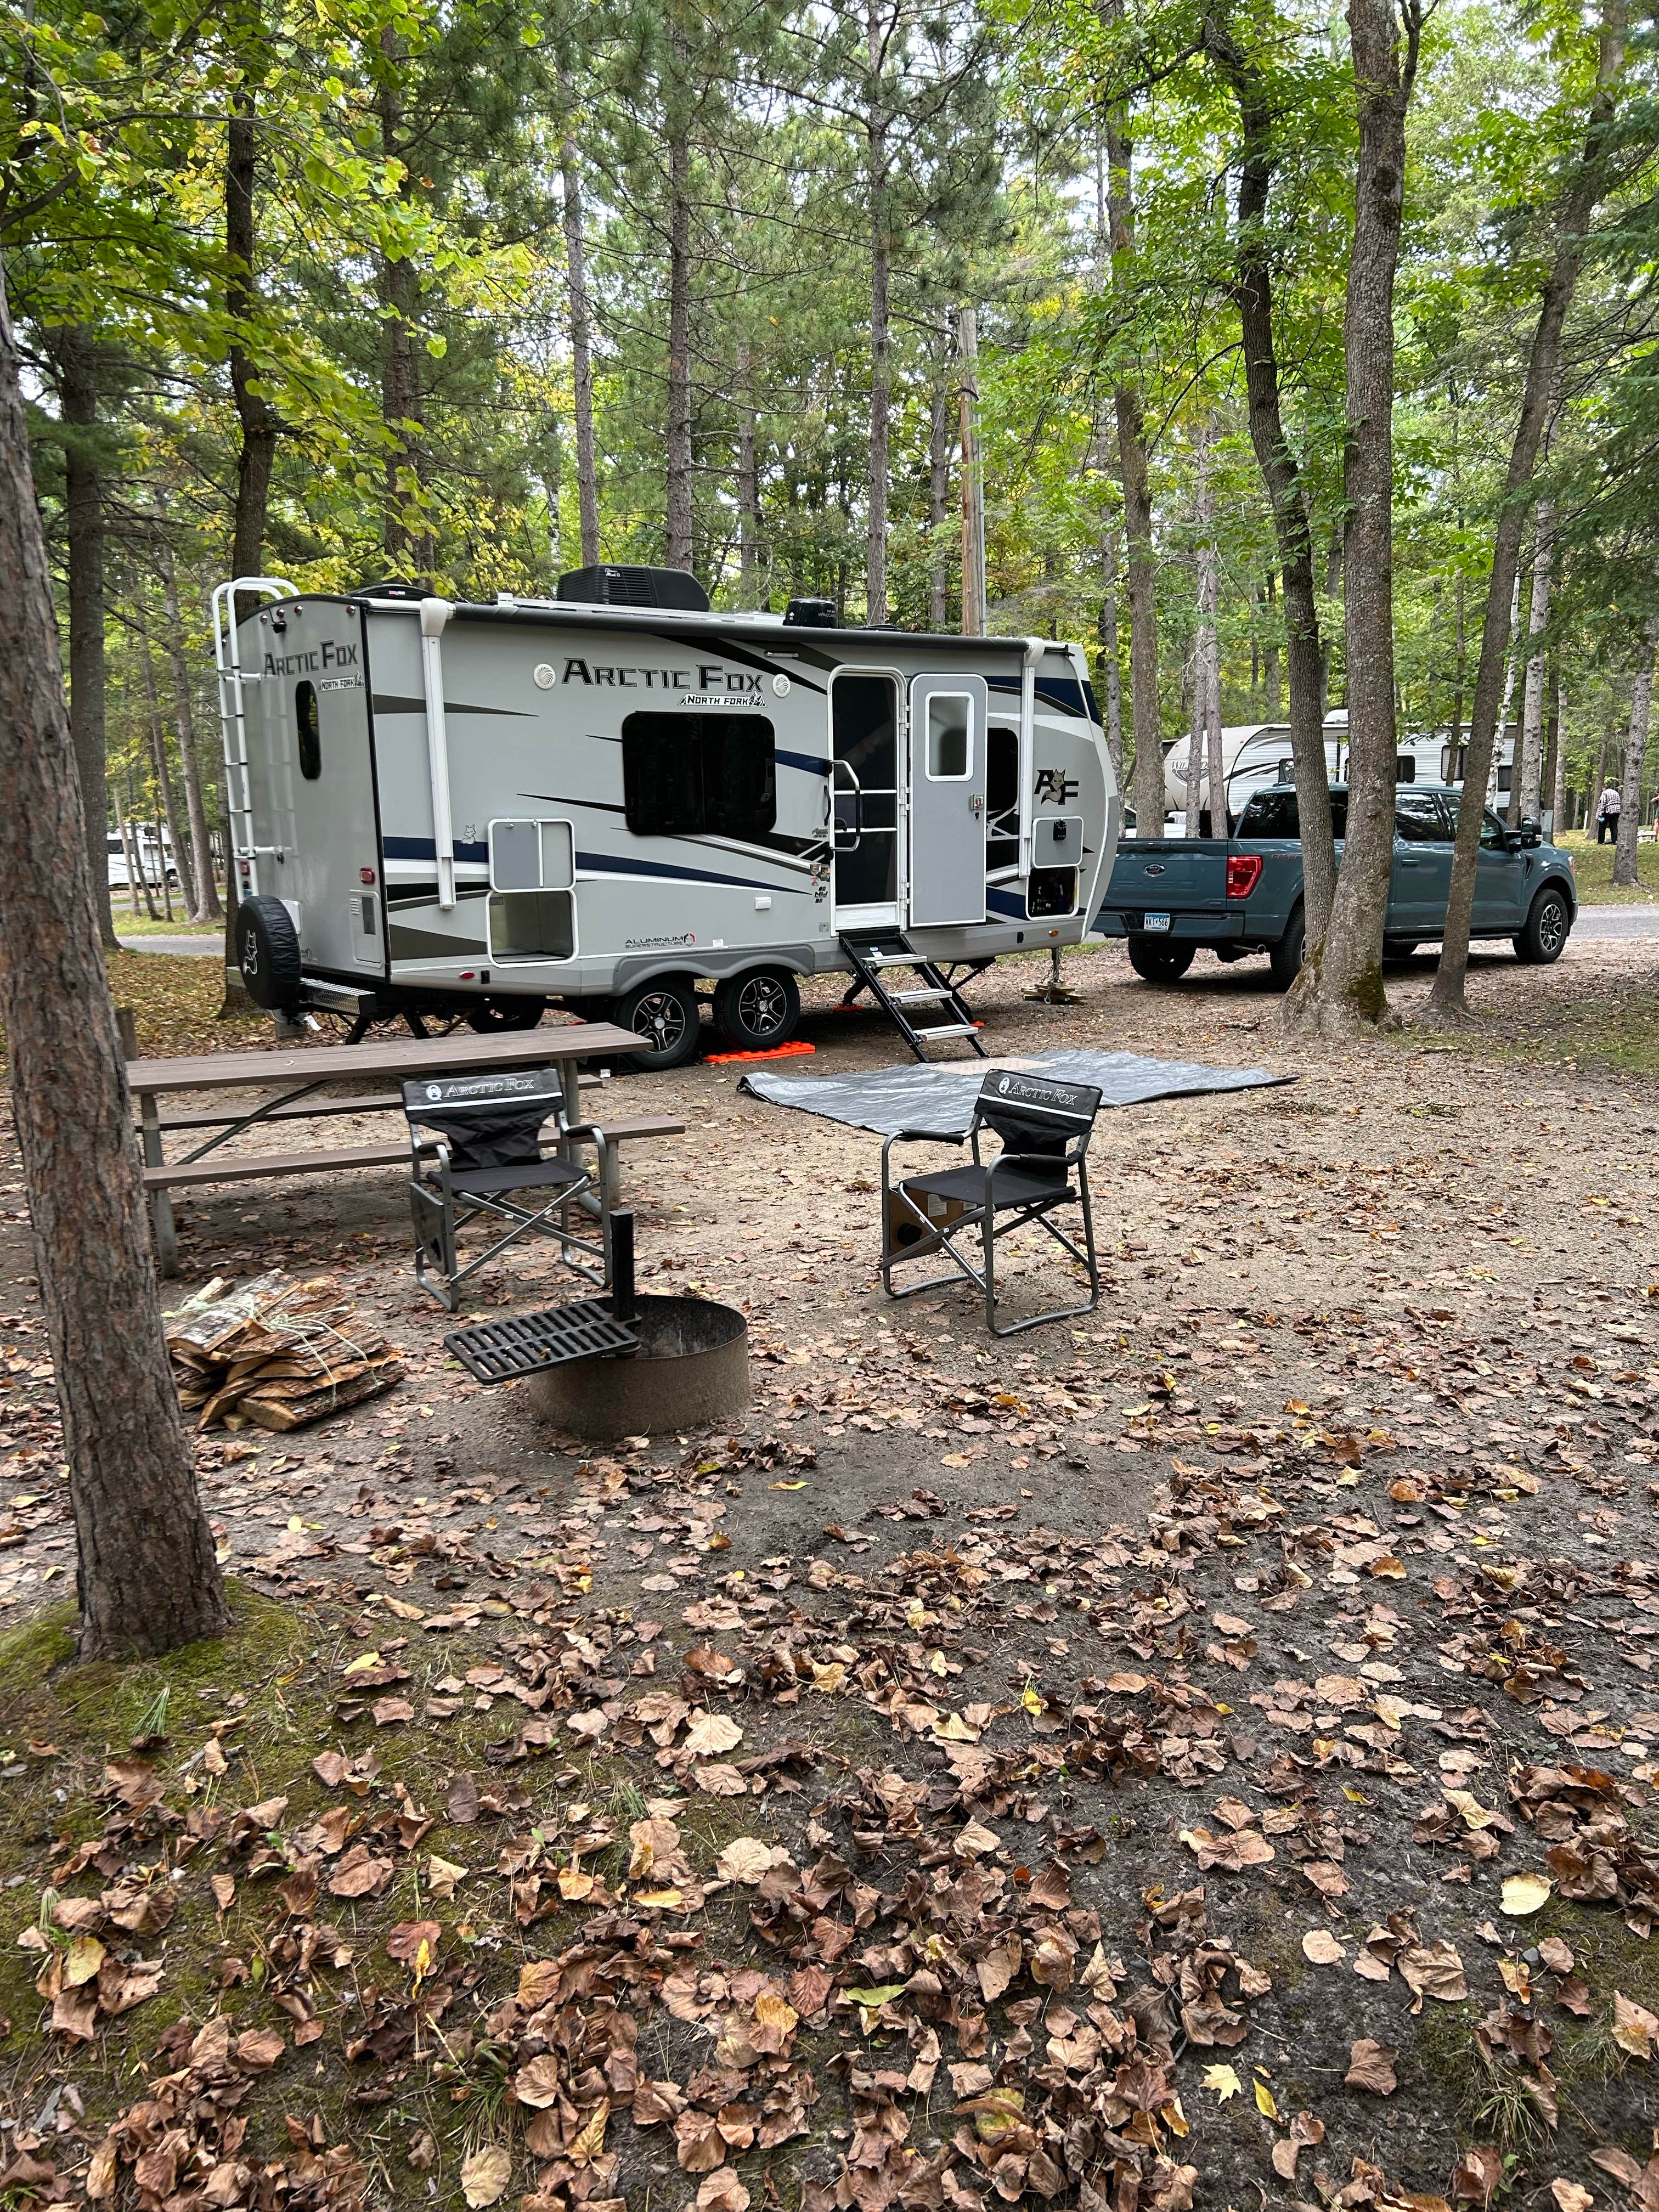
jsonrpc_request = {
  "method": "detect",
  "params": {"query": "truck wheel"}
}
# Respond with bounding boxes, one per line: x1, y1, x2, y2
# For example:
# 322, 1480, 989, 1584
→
616, 977, 702, 1071
1514, 885, 1571, 964
1127, 937, 1195, 983
465, 995, 546, 1034
236, 895, 303, 1012
1268, 910, 1307, 991
713, 968, 800, 1051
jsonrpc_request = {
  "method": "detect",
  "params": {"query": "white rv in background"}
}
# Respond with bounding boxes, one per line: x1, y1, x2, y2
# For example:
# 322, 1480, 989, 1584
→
1158, 713, 1509, 833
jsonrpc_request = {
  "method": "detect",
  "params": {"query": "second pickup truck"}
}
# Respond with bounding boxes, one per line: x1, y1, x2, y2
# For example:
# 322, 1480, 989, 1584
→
1095, 781, 1578, 987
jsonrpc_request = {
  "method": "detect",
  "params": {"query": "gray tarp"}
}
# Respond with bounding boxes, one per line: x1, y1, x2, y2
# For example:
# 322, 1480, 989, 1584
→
738, 1049, 1292, 1139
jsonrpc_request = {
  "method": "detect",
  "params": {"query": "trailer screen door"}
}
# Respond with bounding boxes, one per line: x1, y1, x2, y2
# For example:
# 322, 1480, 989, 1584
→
907, 674, 987, 928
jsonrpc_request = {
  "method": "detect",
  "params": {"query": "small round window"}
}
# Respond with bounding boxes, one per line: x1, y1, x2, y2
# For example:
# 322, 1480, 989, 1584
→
296, 681, 321, 780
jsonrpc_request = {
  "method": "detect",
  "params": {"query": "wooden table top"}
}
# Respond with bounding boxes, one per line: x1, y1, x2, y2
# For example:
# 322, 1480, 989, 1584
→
125, 1023, 646, 1097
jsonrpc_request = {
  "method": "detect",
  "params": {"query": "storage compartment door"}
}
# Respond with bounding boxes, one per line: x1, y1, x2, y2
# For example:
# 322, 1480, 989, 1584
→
907, 674, 987, 928
487, 818, 577, 963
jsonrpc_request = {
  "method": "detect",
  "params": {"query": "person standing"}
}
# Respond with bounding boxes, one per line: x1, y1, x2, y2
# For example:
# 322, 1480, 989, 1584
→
1597, 778, 1623, 843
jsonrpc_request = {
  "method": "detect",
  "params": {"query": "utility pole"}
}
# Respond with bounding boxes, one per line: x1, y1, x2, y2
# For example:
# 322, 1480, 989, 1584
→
958, 307, 985, 636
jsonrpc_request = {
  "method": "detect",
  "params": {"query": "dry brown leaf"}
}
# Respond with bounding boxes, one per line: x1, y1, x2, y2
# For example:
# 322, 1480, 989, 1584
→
460, 2146, 512, 2208
1346, 2040, 1397, 2095
715, 1837, 775, 1885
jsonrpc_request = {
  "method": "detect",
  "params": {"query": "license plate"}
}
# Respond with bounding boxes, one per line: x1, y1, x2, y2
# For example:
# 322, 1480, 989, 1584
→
1144, 912, 1171, 932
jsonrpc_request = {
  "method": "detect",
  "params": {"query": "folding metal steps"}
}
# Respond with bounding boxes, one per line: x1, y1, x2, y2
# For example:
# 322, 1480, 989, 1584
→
837, 932, 990, 1062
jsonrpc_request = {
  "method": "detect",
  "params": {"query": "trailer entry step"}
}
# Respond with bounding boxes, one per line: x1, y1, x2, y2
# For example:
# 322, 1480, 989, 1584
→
445, 1300, 637, 1384
837, 933, 991, 1063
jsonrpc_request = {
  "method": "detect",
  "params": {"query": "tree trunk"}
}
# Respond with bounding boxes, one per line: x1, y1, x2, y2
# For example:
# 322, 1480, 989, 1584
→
136, 590, 196, 918
222, 85, 276, 1012
1517, 503, 1553, 822
1285, 0, 1419, 1037
737, 339, 760, 602
560, 117, 601, 569
865, 15, 890, 628
1205, 6, 1337, 935
1427, 0, 1627, 1019
1497, 566, 1522, 810
377, 55, 427, 574
1194, 423, 1225, 834
1099, 512, 1125, 782
1261, 574, 1282, 718
1101, 72, 1163, 836
1450, 567, 1465, 754
665, 23, 695, 577
957, 307, 985, 635
1547, 670, 1565, 831
0, 264, 230, 1659
155, 524, 221, 921
227, 92, 280, 592
1613, 611, 1657, 887
50, 326, 118, 951
929, 319, 952, 630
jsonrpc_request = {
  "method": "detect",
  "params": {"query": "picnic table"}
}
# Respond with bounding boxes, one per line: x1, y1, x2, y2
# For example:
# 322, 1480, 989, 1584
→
126, 1024, 679, 1275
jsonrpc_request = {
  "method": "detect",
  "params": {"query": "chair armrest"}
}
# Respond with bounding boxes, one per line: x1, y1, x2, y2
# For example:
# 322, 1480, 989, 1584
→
881, 1125, 964, 1188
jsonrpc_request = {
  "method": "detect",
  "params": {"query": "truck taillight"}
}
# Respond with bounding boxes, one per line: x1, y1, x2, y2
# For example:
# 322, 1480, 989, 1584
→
1226, 853, 1263, 900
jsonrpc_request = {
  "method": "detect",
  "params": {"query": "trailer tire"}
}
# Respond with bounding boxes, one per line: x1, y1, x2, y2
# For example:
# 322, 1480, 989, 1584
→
713, 967, 800, 1052
1514, 885, 1571, 964
1268, 910, 1307, 991
1126, 936, 1195, 983
236, 895, 303, 1012
465, 995, 546, 1033
615, 977, 702, 1072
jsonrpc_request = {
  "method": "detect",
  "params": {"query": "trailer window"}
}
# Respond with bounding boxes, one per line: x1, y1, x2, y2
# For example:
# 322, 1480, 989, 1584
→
925, 692, 972, 780
622, 713, 776, 840
296, 681, 321, 780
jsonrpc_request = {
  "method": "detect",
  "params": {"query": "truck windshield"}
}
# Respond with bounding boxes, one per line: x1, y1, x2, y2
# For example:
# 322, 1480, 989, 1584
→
1237, 788, 1348, 840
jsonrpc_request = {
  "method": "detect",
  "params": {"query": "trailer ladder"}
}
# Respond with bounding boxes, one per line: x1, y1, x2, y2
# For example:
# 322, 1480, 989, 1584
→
837, 932, 991, 1063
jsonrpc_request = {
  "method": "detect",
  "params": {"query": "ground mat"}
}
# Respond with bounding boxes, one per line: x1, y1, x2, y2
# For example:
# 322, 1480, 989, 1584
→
738, 1048, 1292, 1139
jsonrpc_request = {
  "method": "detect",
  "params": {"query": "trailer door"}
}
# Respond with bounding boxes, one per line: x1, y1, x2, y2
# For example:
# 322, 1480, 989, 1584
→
907, 673, 987, 928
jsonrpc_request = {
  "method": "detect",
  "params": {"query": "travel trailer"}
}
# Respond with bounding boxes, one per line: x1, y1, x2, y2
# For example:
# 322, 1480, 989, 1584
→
1160, 715, 1521, 835
213, 567, 1119, 1067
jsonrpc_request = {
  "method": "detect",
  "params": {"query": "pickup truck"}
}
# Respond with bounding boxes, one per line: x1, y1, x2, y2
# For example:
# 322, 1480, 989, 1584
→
1096, 781, 1578, 987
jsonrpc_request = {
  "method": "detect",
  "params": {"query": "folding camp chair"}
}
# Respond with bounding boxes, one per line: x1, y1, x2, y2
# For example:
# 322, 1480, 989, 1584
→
879, 1070, 1102, 1336
403, 1068, 613, 1310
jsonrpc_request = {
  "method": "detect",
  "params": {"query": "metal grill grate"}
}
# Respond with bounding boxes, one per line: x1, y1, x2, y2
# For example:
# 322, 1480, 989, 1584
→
444, 1300, 637, 1384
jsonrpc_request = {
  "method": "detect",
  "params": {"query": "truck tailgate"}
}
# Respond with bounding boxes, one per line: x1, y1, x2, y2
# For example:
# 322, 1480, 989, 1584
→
1105, 840, 1231, 913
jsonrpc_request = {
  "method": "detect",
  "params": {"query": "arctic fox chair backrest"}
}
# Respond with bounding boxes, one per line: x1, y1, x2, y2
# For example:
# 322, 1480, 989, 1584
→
972, 1070, 1103, 1165
400, 1068, 566, 1173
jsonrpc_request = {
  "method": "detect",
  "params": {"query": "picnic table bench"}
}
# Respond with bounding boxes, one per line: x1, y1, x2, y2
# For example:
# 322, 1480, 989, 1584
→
126, 1024, 680, 1276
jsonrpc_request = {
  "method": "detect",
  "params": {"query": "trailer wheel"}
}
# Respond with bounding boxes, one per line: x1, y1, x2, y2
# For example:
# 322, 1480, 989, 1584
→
465, 995, 546, 1033
1126, 936, 1195, 983
713, 968, 800, 1052
615, 977, 702, 1071
236, 895, 303, 1012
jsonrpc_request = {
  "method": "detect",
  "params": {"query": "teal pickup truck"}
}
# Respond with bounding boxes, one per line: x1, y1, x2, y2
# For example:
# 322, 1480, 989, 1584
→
1096, 782, 1578, 988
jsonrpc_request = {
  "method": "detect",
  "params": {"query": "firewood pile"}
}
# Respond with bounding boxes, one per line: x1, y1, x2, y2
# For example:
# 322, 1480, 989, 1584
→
166, 1271, 404, 1432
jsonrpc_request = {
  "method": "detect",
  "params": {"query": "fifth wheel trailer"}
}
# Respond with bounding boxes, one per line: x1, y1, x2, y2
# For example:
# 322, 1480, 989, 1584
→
213, 566, 1119, 1067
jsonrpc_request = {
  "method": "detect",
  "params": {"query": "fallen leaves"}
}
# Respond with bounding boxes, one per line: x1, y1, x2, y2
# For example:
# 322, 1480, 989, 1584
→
1346, 2040, 1398, 2095
1501, 1871, 1555, 1917
459, 2144, 512, 2208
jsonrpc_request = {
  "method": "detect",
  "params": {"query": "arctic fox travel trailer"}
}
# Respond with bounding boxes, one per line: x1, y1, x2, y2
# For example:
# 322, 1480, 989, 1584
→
213, 567, 1119, 1068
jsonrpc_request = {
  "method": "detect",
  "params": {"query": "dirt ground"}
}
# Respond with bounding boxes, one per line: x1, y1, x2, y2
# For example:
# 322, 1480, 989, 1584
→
1, 933, 1657, 2212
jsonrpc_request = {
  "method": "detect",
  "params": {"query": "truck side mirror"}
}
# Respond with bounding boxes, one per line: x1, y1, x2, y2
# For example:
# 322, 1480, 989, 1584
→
1519, 817, 1543, 848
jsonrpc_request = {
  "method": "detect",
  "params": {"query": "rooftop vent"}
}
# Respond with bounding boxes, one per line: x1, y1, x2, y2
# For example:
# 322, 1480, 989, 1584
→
556, 565, 709, 612
783, 597, 838, 628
